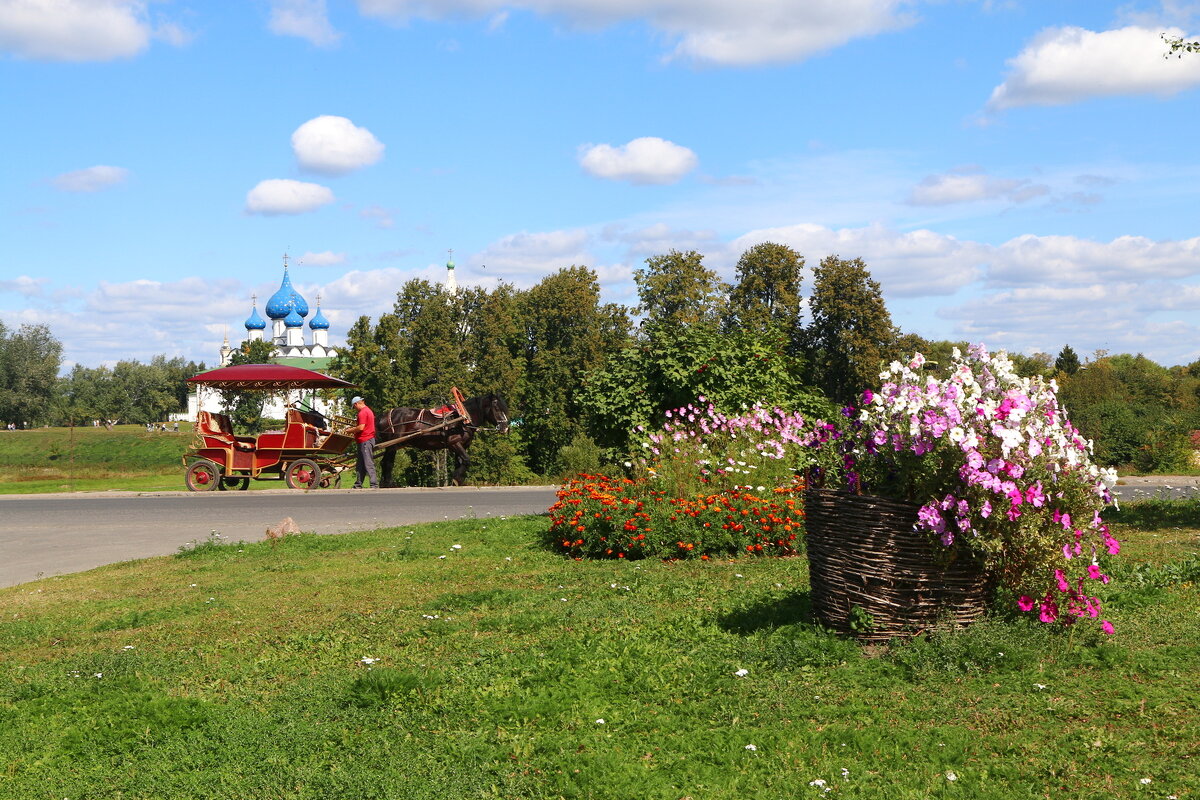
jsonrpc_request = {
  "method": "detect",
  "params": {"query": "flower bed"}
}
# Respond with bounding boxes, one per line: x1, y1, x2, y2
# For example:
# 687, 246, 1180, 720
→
546, 473, 803, 560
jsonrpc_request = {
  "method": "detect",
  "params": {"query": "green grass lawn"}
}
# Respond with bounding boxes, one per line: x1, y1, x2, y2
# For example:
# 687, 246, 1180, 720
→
1, 501, 1198, 799
0, 425, 190, 493
0, 424, 314, 493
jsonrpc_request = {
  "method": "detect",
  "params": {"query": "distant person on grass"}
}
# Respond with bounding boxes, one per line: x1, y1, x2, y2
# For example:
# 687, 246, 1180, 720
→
349, 396, 379, 489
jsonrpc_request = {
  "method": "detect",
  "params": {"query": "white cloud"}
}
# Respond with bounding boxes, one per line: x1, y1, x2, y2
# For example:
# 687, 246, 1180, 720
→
988, 26, 1200, 110
356, 0, 910, 66
909, 167, 1049, 206
296, 250, 347, 267
269, 0, 342, 47
244, 179, 335, 215
987, 233, 1200, 286
359, 205, 395, 229
315, 267, 417, 317
292, 115, 385, 175
0, 276, 49, 298
661, 0, 912, 66
602, 222, 721, 262
579, 137, 698, 185
473, 229, 594, 278
941, 282, 1200, 365
730, 222, 987, 297
51, 165, 129, 193
0, 0, 152, 61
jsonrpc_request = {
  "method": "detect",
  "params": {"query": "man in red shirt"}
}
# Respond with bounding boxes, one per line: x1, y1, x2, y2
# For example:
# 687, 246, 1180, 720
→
349, 396, 379, 489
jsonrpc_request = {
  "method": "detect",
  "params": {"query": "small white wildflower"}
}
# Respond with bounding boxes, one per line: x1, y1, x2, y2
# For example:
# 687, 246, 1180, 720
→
438, 555, 447, 559
734, 669, 749, 677
560, 598, 568, 602
611, 583, 618, 588
360, 657, 378, 665
745, 744, 757, 751
93, 673, 103, 679
1034, 683, 1047, 690
735, 573, 744, 578
122, 645, 135, 650
505, 557, 512, 561
595, 718, 605, 724
189, 583, 197, 587
451, 544, 462, 550
808, 779, 825, 787
946, 771, 957, 782
841, 767, 850, 780
1139, 778, 1152, 785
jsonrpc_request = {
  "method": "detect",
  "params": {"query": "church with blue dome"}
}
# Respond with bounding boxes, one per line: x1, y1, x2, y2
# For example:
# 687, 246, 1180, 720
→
219, 255, 339, 367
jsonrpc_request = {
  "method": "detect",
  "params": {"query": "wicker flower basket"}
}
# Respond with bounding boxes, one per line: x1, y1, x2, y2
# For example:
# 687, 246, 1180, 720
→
804, 489, 991, 642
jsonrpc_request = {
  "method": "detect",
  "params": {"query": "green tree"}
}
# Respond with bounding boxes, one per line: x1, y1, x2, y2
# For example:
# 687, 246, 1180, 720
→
583, 322, 829, 457
518, 266, 628, 474
635, 250, 726, 330
393, 279, 467, 403
802, 255, 898, 406
724, 242, 803, 340
461, 283, 531, 484
1163, 33, 1200, 56
0, 321, 63, 427
1055, 345, 1081, 376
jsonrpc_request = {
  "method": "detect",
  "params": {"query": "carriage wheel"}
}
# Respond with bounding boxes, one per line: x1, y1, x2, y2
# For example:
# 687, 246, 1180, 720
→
219, 476, 250, 491
285, 458, 322, 490
185, 461, 220, 492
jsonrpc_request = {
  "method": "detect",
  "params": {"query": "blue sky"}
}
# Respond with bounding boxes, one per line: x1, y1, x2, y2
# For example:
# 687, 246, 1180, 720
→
3, 0, 1199, 369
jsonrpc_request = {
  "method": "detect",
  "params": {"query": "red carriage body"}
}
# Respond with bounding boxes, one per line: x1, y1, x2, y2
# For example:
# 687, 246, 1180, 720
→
182, 364, 357, 491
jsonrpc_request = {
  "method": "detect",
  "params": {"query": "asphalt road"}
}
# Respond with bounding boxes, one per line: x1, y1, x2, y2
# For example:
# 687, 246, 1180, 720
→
1, 479, 1194, 591
0, 485, 559, 589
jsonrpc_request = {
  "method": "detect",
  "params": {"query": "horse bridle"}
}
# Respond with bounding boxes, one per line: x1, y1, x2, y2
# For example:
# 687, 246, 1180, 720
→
464, 398, 509, 433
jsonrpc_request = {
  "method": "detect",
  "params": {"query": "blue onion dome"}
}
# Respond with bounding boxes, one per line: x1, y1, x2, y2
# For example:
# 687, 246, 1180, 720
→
284, 307, 303, 328
244, 303, 266, 331
309, 306, 329, 330
265, 265, 309, 320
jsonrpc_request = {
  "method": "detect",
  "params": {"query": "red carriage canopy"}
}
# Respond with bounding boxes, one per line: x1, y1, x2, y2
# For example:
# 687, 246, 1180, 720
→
187, 364, 357, 390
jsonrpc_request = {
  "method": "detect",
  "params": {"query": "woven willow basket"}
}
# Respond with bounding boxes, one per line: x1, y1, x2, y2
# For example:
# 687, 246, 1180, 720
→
804, 489, 991, 642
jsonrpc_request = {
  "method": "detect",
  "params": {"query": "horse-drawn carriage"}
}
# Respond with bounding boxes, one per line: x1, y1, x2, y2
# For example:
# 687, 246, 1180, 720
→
183, 364, 358, 491
182, 364, 510, 491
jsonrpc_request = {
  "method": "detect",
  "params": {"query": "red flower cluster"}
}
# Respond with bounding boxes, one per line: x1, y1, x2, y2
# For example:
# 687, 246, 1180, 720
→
545, 474, 805, 560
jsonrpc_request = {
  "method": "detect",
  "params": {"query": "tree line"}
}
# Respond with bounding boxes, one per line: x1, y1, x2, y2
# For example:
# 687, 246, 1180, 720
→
0, 319, 204, 429
5, 245, 1199, 477
327, 244, 1200, 482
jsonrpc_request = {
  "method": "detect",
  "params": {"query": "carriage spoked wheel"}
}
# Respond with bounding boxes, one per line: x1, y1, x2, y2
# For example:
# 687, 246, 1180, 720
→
185, 460, 220, 492
285, 458, 323, 490
218, 476, 250, 491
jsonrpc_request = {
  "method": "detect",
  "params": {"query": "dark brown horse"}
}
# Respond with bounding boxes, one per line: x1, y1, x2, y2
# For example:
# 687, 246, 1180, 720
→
375, 393, 510, 486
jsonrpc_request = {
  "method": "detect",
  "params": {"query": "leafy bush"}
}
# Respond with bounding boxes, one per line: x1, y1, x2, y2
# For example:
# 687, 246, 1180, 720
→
545, 473, 803, 560
346, 669, 439, 709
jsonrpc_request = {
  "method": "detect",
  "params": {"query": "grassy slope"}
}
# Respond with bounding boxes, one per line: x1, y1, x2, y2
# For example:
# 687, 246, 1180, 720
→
1, 505, 1197, 800
0, 425, 190, 493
